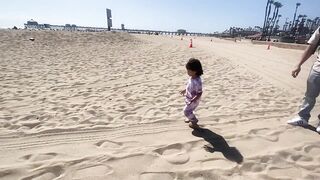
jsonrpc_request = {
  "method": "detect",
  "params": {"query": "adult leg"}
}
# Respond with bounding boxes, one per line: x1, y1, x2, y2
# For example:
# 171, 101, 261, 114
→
288, 69, 320, 126
298, 69, 320, 120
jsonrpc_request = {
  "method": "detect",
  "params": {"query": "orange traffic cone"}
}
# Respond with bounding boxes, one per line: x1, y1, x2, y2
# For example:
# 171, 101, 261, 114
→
189, 39, 193, 48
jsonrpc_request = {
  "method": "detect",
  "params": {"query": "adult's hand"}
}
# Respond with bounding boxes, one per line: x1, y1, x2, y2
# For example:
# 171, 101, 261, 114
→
292, 66, 301, 78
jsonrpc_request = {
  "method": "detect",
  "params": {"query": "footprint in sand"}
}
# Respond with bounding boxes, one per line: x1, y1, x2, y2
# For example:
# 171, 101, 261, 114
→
154, 143, 189, 164
248, 128, 278, 142
288, 144, 320, 167
303, 173, 320, 180
187, 171, 220, 180
20, 153, 58, 162
122, 115, 142, 124
143, 108, 162, 118
277, 151, 292, 161
18, 120, 42, 129
0, 169, 16, 179
201, 158, 237, 171
303, 144, 320, 156
20, 165, 63, 180
266, 166, 302, 179
95, 140, 123, 149
72, 165, 113, 179
240, 161, 266, 172
19, 115, 38, 121
248, 128, 270, 135
140, 172, 175, 180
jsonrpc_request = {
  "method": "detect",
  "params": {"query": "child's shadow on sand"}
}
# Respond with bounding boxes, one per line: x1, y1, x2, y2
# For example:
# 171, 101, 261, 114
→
192, 128, 243, 164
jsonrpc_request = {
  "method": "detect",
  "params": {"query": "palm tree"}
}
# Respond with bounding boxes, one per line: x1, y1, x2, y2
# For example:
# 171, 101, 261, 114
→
296, 14, 304, 25
268, 1, 282, 38
283, 17, 289, 31
298, 15, 307, 35
275, 14, 282, 31
266, 0, 274, 35
291, 2, 301, 29
314, 17, 320, 30
274, 2, 282, 31
306, 19, 312, 29
262, 0, 272, 38
305, 19, 315, 34
270, 1, 278, 25
311, 17, 320, 32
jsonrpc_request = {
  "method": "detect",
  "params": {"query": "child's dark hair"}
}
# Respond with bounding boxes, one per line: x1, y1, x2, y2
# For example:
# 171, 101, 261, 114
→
186, 58, 203, 76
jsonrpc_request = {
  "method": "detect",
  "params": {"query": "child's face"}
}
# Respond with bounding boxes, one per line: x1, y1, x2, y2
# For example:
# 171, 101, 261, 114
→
187, 69, 196, 77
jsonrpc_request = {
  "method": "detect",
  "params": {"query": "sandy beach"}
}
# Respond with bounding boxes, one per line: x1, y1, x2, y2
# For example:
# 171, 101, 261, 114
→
1, 30, 320, 180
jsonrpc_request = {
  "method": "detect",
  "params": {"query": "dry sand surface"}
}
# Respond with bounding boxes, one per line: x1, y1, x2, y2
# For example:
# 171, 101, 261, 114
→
0, 30, 320, 180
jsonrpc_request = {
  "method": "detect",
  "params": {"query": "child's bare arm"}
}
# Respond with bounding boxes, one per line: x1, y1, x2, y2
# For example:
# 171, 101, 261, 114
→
190, 92, 202, 103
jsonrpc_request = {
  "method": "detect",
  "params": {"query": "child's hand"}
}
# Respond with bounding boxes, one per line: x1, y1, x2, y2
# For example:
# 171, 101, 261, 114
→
180, 89, 186, 96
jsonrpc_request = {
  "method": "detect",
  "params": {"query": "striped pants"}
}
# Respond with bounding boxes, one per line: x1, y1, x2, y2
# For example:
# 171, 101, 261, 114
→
183, 100, 200, 123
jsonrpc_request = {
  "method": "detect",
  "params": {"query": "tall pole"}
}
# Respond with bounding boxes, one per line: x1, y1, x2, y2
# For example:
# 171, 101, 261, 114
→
106, 8, 112, 31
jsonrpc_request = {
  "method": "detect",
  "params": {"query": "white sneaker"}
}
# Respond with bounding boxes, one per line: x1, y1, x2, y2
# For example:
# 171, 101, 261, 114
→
287, 117, 308, 127
316, 124, 320, 133
317, 115, 320, 133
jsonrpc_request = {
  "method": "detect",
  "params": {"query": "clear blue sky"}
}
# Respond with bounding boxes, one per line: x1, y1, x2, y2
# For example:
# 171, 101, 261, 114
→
0, 0, 319, 33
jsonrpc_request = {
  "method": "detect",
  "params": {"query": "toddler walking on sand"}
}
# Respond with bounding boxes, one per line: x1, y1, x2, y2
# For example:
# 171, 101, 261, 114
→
180, 58, 203, 129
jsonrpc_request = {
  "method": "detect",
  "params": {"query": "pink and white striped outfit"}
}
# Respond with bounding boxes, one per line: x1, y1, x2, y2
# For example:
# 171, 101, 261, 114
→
183, 76, 202, 123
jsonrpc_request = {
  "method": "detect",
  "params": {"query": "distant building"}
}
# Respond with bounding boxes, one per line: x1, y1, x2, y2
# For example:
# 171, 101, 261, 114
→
24, 19, 39, 29
177, 29, 187, 35
64, 24, 77, 31
26, 19, 38, 25
25, 19, 50, 30
43, 24, 51, 28
24, 19, 111, 32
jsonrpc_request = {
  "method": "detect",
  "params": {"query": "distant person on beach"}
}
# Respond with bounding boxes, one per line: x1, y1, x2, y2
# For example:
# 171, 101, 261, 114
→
287, 26, 320, 133
180, 58, 203, 129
